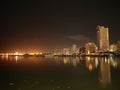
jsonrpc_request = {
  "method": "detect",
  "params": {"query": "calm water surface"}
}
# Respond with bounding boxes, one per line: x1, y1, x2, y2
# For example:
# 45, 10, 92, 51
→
0, 56, 120, 90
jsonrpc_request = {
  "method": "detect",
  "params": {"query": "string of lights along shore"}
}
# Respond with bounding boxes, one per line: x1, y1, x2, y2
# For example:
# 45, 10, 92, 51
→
0, 25, 120, 56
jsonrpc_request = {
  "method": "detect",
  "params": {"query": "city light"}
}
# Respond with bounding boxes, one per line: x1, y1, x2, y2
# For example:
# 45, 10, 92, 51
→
14, 52, 19, 56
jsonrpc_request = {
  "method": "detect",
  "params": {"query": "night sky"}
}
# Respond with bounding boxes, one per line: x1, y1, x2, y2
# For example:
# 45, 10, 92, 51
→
1, 0, 120, 52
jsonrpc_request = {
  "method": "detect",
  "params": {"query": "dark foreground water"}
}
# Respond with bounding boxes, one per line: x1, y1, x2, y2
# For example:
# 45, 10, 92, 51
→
0, 56, 120, 90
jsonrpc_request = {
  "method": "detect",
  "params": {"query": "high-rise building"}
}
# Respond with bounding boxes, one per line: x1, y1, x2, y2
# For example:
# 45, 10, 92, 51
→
97, 25, 109, 51
71, 44, 77, 55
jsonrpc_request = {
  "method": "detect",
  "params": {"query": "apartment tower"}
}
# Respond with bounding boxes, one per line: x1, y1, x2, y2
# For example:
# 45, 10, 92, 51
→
97, 25, 109, 51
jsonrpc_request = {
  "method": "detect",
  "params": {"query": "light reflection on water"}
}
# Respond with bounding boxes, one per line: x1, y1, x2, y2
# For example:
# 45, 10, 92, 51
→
98, 57, 111, 87
0, 56, 120, 90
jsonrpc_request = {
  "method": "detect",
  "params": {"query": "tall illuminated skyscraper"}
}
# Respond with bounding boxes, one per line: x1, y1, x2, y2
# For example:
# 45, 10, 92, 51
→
97, 25, 109, 51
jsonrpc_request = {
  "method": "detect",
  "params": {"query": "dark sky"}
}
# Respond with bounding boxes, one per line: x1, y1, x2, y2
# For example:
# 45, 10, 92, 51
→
1, 0, 120, 52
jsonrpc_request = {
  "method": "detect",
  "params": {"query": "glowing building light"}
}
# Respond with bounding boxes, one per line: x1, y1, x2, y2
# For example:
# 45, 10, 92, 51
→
14, 52, 19, 56
87, 50, 90, 54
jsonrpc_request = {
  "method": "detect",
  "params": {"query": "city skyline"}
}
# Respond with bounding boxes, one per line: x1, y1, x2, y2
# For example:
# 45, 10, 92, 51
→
1, 0, 120, 52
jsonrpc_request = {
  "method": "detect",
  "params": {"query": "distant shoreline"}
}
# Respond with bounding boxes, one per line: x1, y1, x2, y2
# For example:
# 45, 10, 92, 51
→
1, 53, 120, 57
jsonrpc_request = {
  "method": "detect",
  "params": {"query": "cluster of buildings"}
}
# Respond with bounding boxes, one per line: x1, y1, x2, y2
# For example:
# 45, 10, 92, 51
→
56, 25, 118, 56
0, 25, 119, 57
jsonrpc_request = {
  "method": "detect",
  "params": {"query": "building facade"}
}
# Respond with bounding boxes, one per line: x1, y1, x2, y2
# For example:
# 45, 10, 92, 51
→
63, 48, 71, 55
85, 42, 96, 54
109, 44, 118, 52
71, 44, 77, 55
97, 25, 109, 51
